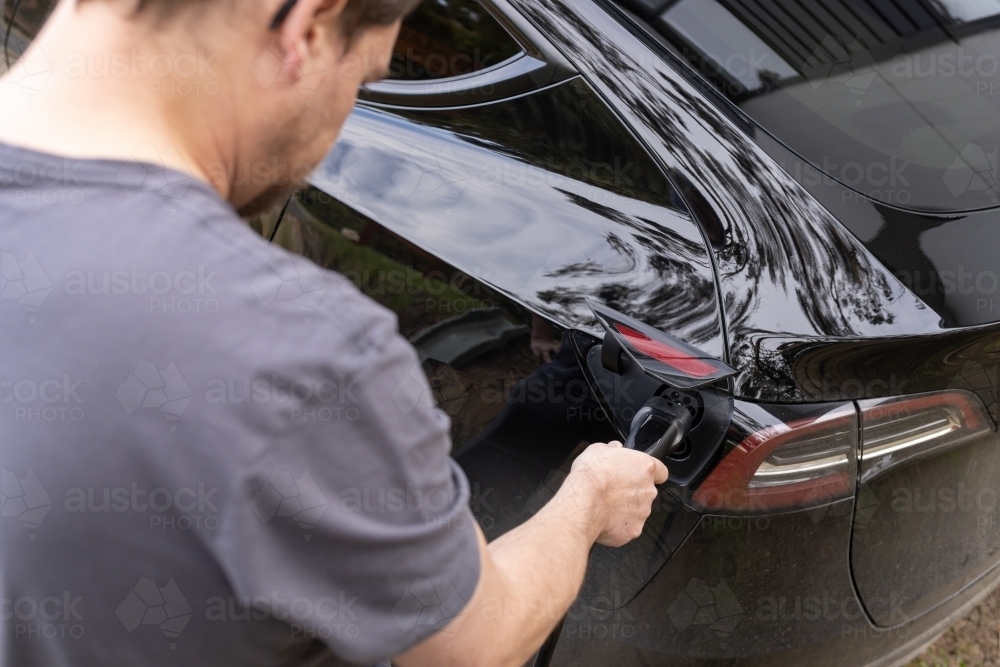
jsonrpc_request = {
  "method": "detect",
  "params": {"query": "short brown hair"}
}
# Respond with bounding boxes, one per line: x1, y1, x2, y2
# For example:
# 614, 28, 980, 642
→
89, 0, 421, 36
339, 0, 422, 35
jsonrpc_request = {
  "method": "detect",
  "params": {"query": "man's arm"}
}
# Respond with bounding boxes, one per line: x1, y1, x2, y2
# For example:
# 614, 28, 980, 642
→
396, 441, 669, 667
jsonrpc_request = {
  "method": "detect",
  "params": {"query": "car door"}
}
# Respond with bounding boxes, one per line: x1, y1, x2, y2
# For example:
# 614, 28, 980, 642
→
269, 0, 730, 621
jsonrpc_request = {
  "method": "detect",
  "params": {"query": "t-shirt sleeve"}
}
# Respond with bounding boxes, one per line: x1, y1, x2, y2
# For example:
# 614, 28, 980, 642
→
213, 300, 481, 665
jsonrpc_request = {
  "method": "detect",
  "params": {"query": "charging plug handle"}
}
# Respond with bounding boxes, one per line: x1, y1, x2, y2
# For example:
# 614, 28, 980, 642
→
625, 396, 694, 461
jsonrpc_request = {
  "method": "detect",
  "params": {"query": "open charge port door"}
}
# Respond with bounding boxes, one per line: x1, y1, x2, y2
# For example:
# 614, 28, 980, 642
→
582, 336, 732, 489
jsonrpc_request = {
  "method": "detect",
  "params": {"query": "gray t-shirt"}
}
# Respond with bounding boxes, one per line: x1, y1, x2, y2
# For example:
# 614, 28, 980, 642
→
0, 142, 480, 666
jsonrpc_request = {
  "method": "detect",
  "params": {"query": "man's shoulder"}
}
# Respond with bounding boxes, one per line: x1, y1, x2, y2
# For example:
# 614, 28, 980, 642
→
151, 188, 399, 348
84, 185, 404, 376
230, 238, 398, 358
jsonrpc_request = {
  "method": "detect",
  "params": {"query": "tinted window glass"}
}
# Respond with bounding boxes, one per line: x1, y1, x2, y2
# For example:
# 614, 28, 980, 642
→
644, 0, 1000, 212
2, 0, 55, 64
390, 0, 523, 81
394, 77, 687, 206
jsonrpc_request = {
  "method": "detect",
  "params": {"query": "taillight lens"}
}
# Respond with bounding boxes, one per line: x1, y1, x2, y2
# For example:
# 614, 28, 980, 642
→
691, 391, 997, 513
858, 390, 994, 484
693, 403, 857, 512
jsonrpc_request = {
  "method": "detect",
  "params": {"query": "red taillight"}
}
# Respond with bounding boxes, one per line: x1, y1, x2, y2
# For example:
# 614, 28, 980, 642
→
613, 324, 716, 378
693, 391, 997, 513
858, 390, 994, 484
693, 404, 857, 512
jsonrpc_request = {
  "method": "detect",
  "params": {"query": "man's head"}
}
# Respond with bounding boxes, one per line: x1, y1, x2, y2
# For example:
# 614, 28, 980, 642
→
57, 0, 418, 214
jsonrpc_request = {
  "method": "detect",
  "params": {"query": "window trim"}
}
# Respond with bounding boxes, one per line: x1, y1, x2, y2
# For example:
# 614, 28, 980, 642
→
360, 0, 576, 108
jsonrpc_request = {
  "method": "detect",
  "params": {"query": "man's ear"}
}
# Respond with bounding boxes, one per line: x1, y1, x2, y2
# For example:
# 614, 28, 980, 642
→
272, 0, 347, 73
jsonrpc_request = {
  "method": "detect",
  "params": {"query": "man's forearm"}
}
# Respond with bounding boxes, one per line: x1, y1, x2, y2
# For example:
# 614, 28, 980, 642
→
398, 443, 665, 667
398, 472, 606, 667
483, 473, 607, 663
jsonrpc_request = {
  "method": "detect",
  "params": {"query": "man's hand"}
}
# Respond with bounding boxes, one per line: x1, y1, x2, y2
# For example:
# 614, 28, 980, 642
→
397, 443, 667, 667
565, 441, 669, 546
531, 335, 561, 364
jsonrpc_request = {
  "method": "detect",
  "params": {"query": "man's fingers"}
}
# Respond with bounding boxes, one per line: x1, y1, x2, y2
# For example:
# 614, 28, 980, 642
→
606, 440, 623, 448
651, 458, 669, 485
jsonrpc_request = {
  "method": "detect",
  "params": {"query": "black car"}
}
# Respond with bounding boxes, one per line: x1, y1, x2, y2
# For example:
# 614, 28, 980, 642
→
8, 0, 1000, 665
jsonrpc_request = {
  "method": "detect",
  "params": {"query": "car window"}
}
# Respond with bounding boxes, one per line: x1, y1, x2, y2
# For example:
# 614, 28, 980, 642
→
2, 0, 55, 65
638, 0, 1000, 213
390, 0, 523, 81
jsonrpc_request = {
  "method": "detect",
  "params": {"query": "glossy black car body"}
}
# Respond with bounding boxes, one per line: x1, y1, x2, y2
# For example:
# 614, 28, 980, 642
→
8, 0, 1000, 665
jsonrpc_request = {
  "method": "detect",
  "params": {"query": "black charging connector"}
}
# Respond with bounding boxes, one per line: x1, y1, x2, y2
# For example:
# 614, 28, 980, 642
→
625, 396, 694, 461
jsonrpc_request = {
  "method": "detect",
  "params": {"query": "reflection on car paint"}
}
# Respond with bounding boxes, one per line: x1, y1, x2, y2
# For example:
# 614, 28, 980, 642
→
311, 77, 726, 359
754, 129, 1000, 329
507, 0, 944, 402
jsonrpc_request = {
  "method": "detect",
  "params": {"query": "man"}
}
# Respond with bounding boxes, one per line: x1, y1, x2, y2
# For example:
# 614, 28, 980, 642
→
0, 1, 668, 665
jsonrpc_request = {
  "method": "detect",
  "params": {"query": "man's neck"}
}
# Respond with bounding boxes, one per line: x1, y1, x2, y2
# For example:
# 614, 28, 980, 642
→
0, 0, 225, 194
